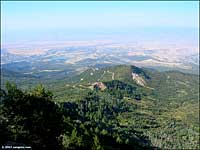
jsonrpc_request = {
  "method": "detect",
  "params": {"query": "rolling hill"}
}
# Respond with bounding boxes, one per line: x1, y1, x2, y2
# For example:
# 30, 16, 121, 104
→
1, 64, 199, 149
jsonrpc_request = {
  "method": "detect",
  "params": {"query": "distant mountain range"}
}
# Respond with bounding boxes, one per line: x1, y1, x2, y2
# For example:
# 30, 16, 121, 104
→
1, 43, 199, 76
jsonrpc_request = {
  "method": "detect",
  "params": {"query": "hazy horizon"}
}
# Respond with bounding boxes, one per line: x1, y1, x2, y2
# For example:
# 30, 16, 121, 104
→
1, 1, 199, 44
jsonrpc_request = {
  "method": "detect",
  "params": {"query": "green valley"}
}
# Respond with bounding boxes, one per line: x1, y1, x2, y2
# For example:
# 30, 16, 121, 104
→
1, 65, 199, 149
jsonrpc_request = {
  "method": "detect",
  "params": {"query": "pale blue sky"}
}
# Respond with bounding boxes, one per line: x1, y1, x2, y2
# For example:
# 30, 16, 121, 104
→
1, 1, 199, 43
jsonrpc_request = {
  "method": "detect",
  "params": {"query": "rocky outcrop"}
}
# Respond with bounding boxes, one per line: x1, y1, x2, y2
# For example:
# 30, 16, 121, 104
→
92, 82, 106, 90
132, 73, 146, 87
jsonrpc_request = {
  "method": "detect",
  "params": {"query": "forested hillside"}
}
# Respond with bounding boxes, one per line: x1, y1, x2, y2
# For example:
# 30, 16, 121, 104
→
0, 65, 199, 149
